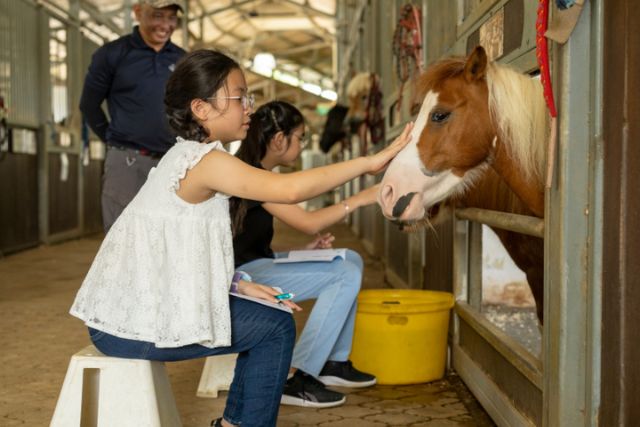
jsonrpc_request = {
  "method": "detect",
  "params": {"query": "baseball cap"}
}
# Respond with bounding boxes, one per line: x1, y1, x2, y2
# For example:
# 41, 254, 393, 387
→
140, 0, 185, 12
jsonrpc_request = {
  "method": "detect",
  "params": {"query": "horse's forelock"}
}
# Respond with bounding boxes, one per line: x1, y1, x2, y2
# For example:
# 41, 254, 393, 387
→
416, 58, 466, 99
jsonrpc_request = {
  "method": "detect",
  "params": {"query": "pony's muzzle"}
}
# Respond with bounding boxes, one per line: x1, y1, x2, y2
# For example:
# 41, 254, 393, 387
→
378, 183, 417, 220
393, 192, 417, 218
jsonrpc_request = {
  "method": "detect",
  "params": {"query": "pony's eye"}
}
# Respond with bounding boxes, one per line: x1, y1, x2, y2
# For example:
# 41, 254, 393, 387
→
430, 111, 451, 123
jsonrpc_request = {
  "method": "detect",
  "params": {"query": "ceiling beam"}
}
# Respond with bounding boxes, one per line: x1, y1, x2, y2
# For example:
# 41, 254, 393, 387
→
188, 0, 260, 22
279, 0, 334, 19
79, 0, 123, 35
278, 41, 330, 56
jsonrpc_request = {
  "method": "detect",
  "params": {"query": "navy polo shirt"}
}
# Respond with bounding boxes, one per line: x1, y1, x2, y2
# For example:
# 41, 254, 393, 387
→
79, 26, 185, 153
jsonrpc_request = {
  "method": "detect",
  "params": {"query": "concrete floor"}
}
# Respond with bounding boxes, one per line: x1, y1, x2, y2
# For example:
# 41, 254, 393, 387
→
0, 221, 494, 426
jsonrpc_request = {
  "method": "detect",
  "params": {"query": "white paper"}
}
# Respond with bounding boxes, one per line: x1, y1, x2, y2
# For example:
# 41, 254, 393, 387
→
273, 248, 347, 264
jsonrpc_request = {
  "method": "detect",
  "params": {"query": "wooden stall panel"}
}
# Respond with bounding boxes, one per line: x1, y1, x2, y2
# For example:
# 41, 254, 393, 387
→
82, 159, 102, 234
458, 317, 542, 425
423, 212, 454, 292
385, 221, 410, 286
601, 0, 640, 422
48, 152, 78, 235
426, 0, 458, 64
0, 152, 38, 254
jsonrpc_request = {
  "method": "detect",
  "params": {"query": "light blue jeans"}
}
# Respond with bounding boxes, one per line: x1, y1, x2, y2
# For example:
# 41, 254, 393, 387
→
237, 249, 363, 377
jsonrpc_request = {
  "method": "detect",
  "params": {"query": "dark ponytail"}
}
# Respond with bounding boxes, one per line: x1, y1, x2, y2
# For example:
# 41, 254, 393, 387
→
165, 49, 240, 142
230, 101, 304, 235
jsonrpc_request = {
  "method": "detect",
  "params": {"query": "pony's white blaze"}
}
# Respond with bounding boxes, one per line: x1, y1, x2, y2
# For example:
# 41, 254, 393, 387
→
379, 90, 463, 220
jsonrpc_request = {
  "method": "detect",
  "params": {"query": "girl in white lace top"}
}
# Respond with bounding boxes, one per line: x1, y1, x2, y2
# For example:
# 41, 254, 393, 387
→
70, 49, 413, 427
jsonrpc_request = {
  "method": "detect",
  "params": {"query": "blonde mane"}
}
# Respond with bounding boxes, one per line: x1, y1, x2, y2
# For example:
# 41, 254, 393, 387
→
346, 72, 372, 99
486, 63, 548, 184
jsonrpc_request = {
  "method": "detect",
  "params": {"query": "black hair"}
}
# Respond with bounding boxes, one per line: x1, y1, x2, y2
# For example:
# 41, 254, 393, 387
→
164, 49, 240, 142
230, 100, 305, 235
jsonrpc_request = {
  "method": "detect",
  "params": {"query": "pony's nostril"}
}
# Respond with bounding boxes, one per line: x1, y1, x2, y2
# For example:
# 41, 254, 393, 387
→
380, 184, 395, 209
392, 192, 417, 219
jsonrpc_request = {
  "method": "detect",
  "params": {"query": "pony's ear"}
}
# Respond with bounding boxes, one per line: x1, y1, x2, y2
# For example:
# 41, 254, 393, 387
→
464, 46, 488, 82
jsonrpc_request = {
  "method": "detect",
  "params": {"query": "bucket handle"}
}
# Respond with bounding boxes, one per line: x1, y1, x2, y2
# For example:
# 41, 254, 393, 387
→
387, 315, 408, 325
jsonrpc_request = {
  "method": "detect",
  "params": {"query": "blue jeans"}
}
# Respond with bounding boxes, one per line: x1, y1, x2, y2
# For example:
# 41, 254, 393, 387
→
237, 249, 363, 377
88, 296, 295, 427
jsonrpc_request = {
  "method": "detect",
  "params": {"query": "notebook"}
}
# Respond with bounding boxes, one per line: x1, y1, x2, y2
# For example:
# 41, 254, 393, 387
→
273, 248, 347, 264
230, 287, 293, 313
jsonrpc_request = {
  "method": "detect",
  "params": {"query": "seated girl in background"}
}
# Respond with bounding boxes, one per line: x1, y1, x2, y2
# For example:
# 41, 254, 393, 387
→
69, 49, 413, 427
230, 101, 380, 408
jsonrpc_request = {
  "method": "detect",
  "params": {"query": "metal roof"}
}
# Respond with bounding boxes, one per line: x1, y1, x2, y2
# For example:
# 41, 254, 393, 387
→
42, 0, 339, 125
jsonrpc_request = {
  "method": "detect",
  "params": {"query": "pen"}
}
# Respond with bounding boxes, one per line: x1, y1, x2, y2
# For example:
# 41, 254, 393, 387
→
275, 293, 295, 301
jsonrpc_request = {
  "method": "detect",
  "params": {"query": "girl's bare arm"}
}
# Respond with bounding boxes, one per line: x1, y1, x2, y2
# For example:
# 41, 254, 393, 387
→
180, 123, 413, 204
262, 184, 380, 235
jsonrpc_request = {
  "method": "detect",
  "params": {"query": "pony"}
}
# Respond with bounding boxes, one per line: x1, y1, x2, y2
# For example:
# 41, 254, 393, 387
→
377, 46, 547, 322
347, 72, 385, 153
317, 73, 376, 155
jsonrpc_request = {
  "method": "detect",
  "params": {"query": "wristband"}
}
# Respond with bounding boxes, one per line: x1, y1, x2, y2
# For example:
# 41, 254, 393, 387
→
341, 201, 350, 222
230, 270, 251, 293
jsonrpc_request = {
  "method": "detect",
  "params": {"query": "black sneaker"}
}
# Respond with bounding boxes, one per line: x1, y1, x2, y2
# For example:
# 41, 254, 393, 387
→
210, 418, 222, 427
281, 370, 346, 408
318, 360, 377, 388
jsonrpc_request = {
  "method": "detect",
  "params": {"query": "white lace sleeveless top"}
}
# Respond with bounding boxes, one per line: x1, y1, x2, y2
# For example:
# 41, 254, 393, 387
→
70, 137, 235, 348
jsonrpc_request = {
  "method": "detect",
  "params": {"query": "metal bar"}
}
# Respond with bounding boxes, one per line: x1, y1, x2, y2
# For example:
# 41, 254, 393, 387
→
123, 0, 132, 33
336, 0, 367, 93
28, 0, 80, 28
453, 344, 535, 427
468, 221, 483, 309
455, 207, 544, 238
543, 1, 601, 425
453, 220, 470, 303
457, 302, 543, 389
37, 8, 51, 243
181, 0, 188, 46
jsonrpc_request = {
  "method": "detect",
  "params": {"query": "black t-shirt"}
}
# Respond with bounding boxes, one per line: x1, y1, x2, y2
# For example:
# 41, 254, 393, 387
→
233, 199, 275, 267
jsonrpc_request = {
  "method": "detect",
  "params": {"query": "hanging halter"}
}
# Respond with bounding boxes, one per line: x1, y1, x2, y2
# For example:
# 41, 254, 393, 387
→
393, 4, 424, 112
361, 73, 385, 154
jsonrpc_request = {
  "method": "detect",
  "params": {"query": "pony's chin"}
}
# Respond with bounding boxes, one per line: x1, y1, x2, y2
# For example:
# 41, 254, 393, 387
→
425, 203, 452, 227
394, 202, 449, 233
425, 203, 441, 220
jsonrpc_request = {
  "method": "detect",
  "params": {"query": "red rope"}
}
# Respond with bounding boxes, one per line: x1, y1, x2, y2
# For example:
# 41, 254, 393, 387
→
536, 0, 558, 189
536, 0, 557, 118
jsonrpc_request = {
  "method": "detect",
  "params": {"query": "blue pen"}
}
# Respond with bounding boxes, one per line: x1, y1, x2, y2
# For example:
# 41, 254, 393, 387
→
275, 293, 295, 301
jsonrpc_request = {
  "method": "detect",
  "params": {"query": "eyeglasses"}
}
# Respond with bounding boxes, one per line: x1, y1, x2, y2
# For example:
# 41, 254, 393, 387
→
207, 93, 255, 110
291, 132, 308, 149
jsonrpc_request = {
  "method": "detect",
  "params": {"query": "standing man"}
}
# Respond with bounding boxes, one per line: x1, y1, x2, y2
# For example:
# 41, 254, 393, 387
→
80, 0, 186, 231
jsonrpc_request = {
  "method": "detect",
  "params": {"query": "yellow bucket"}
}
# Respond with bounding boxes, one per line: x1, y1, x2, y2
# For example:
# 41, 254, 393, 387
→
350, 289, 455, 385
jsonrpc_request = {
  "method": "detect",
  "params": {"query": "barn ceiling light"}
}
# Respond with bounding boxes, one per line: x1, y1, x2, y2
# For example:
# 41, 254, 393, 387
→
252, 52, 277, 76
250, 54, 336, 101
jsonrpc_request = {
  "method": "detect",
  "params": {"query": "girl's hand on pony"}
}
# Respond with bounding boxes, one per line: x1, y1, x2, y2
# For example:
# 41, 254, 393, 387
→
366, 122, 413, 175
238, 281, 302, 311
305, 232, 335, 250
